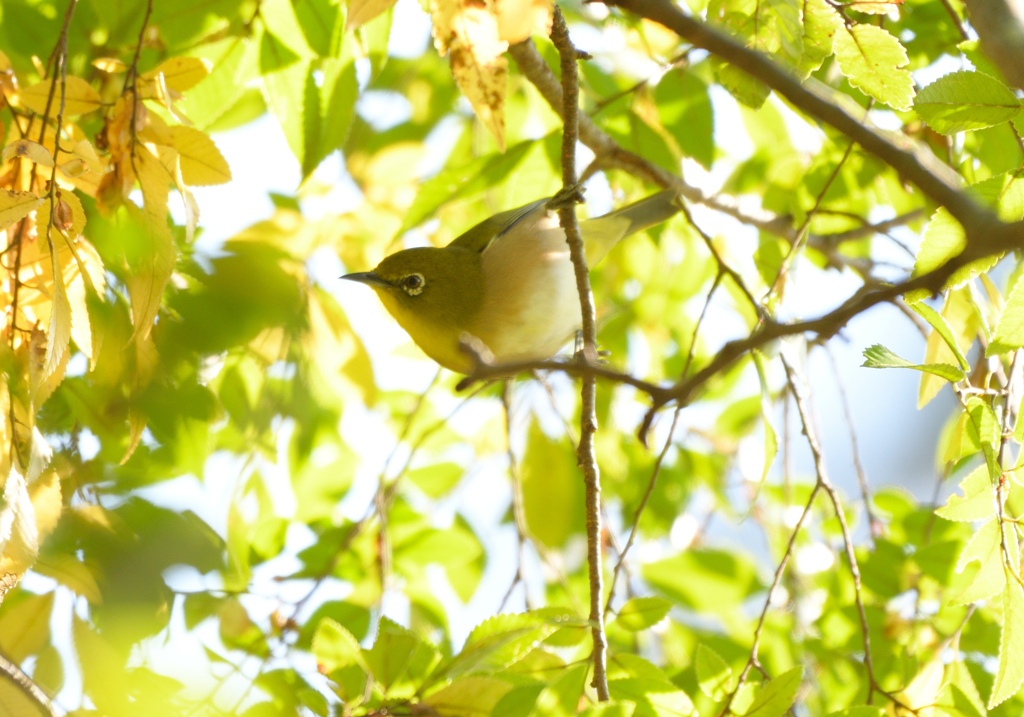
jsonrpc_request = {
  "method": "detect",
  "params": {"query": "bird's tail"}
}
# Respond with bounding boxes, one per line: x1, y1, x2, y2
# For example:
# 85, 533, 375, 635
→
581, 190, 680, 265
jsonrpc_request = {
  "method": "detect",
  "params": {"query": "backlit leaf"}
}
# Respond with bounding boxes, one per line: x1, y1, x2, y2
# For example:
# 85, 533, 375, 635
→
615, 596, 672, 632
989, 581, 1024, 708
951, 518, 1017, 605
935, 464, 997, 522
0, 189, 43, 230
745, 666, 802, 717
142, 56, 213, 93
915, 71, 1023, 135
169, 126, 232, 186
696, 643, 733, 701
346, 0, 399, 30
834, 24, 914, 110
861, 344, 965, 382
17, 76, 102, 116
2, 139, 54, 167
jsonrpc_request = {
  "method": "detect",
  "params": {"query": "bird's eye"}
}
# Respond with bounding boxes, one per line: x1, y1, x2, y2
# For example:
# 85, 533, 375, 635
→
401, 273, 425, 295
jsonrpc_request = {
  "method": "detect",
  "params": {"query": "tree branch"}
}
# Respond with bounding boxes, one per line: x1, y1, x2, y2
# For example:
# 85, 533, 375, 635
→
602, 0, 999, 237
549, 6, 610, 701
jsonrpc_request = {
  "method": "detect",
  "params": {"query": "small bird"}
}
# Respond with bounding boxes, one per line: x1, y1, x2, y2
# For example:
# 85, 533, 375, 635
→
342, 191, 680, 373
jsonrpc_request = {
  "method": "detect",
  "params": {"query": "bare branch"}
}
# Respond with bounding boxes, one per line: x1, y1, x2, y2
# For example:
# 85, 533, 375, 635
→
549, 6, 610, 701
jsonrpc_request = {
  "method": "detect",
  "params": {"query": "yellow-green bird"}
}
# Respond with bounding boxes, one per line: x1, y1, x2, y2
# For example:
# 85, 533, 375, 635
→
342, 191, 680, 373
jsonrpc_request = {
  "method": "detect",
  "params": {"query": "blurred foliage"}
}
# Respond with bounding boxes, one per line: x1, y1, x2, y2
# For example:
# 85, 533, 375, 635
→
0, 0, 1022, 715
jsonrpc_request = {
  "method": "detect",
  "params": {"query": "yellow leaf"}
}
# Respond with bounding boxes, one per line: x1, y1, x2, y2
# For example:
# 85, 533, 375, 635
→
169, 126, 231, 185
0, 465, 39, 570
0, 591, 53, 662
126, 145, 176, 340
432, 0, 508, 151
44, 241, 73, 378
0, 189, 43, 230
93, 57, 128, 73
122, 408, 146, 465
347, 0, 399, 30
16, 75, 102, 116
2, 138, 54, 167
172, 155, 200, 243
38, 188, 87, 240
66, 239, 105, 363
34, 553, 102, 603
495, 0, 551, 43
142, 56, 212, 92
70, 138, 103, 172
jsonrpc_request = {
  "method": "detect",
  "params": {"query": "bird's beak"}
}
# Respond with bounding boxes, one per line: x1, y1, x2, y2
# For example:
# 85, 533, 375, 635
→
341, 271, 391, 289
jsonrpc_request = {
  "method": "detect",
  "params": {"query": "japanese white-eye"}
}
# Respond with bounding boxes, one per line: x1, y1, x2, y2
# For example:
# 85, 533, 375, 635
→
342, 191, 680, 373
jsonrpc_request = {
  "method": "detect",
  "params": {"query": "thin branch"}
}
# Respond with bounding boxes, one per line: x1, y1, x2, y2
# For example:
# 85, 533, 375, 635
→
0, 651, 57, 717
825, 346, 880, 541
549, 6, 610, 701
781, 351, 903, 708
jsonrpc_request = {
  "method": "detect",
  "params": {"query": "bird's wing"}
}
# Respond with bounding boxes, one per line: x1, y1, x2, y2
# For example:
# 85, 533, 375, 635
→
581, 190, 680, 266
447, 198, 551, 253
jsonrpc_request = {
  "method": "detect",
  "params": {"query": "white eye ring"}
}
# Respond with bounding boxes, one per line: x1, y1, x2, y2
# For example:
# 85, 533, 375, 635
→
401, 273, 425, 296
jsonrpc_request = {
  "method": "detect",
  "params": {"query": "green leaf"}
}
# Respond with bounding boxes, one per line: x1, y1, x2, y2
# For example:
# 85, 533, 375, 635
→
529, 663, 589, 717
834, 24, 914, 110
797, 0, 842, 78
311, 618, 368, 674
364, 618, 440, 696
910, 302, 971, 370
580, 702, 637, 717
520, 418, 584, 549
0, 591, 54, 662
655, 68, 715, 169
908, 170, 1024, 302
642, 549, 762, 617
824, 708, 885, 717
989, 581, 1024, 708
936, 464, 997, 522
407, 462, 464, 498
615, 597, 672, 632
989, 271, 1024, 355
422, 676, 514, 716
861, 344, 965, 382
915, 70, 1023, 135
951, 518, 1019, 605
609, 655, 695, 717
744, 667, 802, 717
696, 644, 733, 701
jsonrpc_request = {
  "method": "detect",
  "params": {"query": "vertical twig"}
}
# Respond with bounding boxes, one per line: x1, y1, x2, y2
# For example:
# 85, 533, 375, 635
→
500, 381, 533, 611
548, 6, 609, 701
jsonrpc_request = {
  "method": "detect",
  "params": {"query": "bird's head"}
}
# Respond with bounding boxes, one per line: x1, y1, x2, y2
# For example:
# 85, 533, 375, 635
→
342, 246, 484, 369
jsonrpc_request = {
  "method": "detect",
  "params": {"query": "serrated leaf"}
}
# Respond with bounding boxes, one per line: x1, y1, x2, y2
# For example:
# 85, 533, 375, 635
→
834, 24, 914, 110
936, 465, 997, 522
423, 676, 514, 716
989, 581, 1024, 708
862, 344, 965, 382
989, 271, 1024, 355
951, 518, 1018, 605
44, 244, 72, 378
907, 170, 1024, 303
0, 189, 43, 230
696, 644, 733, 701
798, 0, 842, 78
170, 126, 232, 186
615, 596, 672, 631
142, 56, 213, 92
920, 288, 980, 408
745, 666, 802, 717
312, 618, 368, 673
17, 76, 102, 115
915, 71, 1023, 135
2, 139, 54, 168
